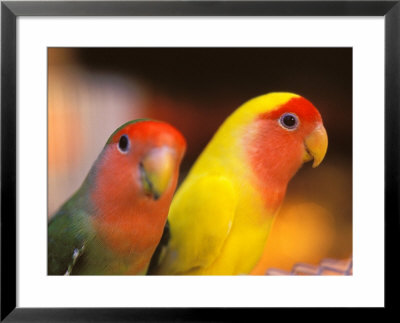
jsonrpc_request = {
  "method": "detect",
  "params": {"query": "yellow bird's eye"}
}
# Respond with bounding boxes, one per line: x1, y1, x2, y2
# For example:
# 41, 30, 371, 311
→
279, 113, 299, 130
118, 134, 130, 153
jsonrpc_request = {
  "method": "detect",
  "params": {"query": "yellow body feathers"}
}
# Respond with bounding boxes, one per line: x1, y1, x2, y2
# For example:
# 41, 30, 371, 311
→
153, 93, 328, 275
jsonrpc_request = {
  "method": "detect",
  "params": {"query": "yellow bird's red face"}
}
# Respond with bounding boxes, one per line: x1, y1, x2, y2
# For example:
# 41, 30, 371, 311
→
244, 95, 328, 209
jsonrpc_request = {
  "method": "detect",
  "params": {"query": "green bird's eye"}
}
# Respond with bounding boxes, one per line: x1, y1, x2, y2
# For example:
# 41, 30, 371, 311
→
118, 134, 130, 153
279, 113, 299, 130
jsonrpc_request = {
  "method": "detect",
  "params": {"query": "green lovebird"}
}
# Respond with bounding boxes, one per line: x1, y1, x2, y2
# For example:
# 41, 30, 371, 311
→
48, 119, 186, 275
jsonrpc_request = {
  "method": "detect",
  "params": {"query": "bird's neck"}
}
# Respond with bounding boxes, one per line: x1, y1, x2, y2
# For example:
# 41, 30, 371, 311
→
245, 149, 301, 213
241, 121, 304, 212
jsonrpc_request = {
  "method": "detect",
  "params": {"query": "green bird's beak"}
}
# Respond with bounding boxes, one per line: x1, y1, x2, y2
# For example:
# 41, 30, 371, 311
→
140, 147, 176, 200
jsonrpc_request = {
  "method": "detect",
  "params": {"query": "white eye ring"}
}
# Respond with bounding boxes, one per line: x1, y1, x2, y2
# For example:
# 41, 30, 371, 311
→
117, 134, 130, 153
279, 113, 299, 130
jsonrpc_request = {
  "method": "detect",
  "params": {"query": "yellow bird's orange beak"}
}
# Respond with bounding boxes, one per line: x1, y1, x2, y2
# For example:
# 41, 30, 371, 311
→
303, 124, 328, 168
140, 147, 176, 200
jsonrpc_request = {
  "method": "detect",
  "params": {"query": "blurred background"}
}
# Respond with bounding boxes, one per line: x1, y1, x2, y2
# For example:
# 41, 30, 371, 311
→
48, 48, 352, 275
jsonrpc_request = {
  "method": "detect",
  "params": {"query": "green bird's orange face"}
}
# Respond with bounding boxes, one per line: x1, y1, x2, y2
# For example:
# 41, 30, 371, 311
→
96, 119, 186, 204
103, 119, 186, 201
88, 119, 186, 261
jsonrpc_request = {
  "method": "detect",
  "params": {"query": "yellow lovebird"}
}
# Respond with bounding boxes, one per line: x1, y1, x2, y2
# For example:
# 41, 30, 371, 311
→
148, 92, 328, 275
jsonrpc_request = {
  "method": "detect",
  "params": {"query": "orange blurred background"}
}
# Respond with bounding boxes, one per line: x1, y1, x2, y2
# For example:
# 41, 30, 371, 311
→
48, 48, 352, 274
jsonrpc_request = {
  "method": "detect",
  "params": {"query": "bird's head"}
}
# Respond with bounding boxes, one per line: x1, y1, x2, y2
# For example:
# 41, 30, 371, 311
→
91, 119, 186, 209
236, 92, 328, 187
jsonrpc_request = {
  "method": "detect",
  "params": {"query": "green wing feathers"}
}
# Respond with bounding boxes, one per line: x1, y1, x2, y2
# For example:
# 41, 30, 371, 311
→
48, 200, 91, 275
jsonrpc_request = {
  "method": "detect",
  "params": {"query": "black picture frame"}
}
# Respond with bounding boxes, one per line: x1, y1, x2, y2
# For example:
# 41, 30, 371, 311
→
1, 0, 399, 321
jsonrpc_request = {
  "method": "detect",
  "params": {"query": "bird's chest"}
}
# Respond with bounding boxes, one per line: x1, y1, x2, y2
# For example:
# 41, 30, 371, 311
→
215, 189, 278, 274
85, 211, 164, 274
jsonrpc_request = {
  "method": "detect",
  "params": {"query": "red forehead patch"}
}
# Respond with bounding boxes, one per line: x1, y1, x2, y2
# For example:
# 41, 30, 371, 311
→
108, 119, 186, 149
260, 97, 322, 124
